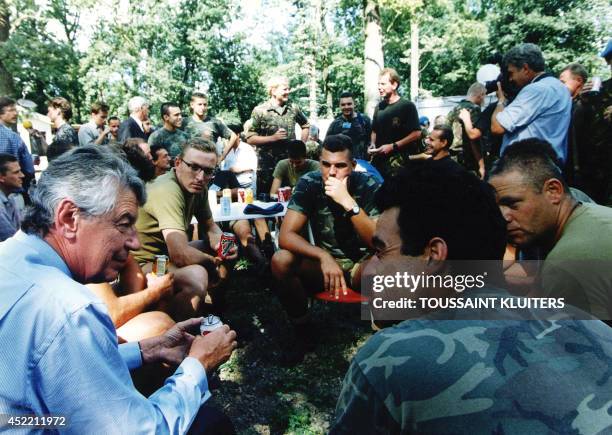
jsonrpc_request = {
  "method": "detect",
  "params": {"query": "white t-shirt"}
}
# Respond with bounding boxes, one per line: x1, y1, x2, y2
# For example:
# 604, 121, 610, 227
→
222, 142, 257, 189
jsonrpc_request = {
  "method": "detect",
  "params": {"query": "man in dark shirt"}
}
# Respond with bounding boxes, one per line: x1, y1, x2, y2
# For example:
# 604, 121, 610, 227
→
368, 68, 422, 180
418, 124, 467, 176
47, 97, 78, 161
326, 92, 372, 160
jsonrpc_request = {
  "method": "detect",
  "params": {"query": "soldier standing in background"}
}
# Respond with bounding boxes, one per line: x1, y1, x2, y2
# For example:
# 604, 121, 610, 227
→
245, 76, 310, 195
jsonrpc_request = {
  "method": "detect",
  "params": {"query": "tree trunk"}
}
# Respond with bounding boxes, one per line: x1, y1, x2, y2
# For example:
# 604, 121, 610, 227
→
0, 1, 16, 97
410, 18, 419, 101
363, 0, 383, 118
307, 0, 321, 123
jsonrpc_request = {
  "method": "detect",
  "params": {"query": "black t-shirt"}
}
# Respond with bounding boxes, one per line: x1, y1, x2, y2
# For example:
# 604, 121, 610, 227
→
406, 155, 468, 177
210, 170, 240, 190
372, 98, 420, 152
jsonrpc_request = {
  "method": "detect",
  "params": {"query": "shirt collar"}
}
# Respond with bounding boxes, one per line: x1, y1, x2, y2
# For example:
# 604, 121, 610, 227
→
0, 190, 9, 204
13, 230, 73, 278
130, 114, 144, 130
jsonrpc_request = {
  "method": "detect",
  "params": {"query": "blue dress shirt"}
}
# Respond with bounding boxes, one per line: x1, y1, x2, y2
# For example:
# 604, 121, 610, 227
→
0, 125, 35, 176
0, 231, 210, 434
497, 76, 572, 164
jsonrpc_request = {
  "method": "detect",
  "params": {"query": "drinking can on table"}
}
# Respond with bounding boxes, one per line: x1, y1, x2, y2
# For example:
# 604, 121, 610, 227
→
245, 188, 254, 204
200, 314, 223, 335
153, 255, 168, 276
237, 188, 246, 203
217, 232, 237, 259
220, 196, 231, 216
279, 186, 292, 202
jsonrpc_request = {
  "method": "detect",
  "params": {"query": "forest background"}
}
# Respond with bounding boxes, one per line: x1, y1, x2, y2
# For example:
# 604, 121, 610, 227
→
1, 0, 610, 126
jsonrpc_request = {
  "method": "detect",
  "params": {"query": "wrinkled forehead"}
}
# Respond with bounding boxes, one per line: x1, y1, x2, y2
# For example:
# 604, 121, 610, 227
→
488, 170, 534, 198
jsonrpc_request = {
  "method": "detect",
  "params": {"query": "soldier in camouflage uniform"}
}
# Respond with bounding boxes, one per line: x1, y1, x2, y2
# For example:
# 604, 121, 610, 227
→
574, 40, 612, 205
446, 82, 487, 177
245, 76, 310, 195
332, 165, 612, 434
147, 102, 189, 159
271, 134, 380, 363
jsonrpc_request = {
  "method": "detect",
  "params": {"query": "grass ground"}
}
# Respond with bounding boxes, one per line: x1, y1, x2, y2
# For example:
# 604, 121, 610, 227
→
210, 270, 373, 434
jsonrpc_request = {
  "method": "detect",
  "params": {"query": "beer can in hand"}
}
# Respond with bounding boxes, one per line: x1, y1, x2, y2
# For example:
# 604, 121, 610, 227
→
200, 314, 223, 335
217, 232, 238, 259
153, 255, 168, 276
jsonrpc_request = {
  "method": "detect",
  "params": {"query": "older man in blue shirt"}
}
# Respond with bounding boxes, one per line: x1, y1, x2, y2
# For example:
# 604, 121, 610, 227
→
491, 43, 572, 164
0, 146, 237, 434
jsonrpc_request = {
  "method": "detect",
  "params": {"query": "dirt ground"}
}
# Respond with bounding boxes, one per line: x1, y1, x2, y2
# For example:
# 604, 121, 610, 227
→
210, 271, 373, 434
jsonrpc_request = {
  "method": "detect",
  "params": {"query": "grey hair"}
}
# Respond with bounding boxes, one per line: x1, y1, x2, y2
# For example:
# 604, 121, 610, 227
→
467, 82, 487, 97
22, 146, 146, 237
503, 43, 545, 72
128, 96, 148, 114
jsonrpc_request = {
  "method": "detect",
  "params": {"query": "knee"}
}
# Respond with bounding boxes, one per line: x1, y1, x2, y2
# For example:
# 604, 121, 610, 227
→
146, 311, 175, 335
271, 249, 296, 279
176, 265, 209, 296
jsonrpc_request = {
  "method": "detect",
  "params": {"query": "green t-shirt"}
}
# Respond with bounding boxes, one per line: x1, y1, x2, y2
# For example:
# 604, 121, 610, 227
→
148, 128, 189, 158
272, 159, 319, 188
183, 115, 232, 142
541, 203, 612, 320
288, 170, 380, 270
132, 170, 212, 264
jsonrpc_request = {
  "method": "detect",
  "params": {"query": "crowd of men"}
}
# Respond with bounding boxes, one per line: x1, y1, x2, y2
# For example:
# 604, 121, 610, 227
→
0, 40, 611, 433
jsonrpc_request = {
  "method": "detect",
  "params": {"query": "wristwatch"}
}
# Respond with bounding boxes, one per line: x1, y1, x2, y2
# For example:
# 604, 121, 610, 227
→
392, 142, 399, 152
344, 204, 361, 219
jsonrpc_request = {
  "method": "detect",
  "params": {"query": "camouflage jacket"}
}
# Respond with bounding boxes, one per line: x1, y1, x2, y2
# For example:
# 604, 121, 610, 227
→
332, 288, 612, 434
148, 127, 189, 158
446, 99, 482, 171
245, 100, 310, 170
288, 170, 380, 270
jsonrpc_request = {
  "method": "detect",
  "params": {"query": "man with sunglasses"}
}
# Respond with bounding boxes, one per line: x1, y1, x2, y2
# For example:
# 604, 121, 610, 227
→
271, 134, 380, 363
134, 138, 237, 320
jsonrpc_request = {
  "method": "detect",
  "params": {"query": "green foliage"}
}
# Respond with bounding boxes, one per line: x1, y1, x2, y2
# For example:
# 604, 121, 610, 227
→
1, 0, 610, 125
2, 0, 85, 119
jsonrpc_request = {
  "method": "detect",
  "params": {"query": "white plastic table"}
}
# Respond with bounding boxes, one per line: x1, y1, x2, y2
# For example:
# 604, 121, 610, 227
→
211, 201, 287, 222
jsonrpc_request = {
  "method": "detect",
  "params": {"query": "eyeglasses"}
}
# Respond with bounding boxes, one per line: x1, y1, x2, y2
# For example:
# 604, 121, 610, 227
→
181, 159, 216, 176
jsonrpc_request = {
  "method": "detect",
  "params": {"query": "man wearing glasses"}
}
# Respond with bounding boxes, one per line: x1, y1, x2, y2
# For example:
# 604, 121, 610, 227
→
271, 134, 380, 363
133, 138, 237, 319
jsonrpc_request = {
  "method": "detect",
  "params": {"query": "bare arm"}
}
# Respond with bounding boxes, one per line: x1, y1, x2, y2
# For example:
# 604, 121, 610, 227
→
279, 210, 328, 261
205, 217, 224, 253
247, 130, 287, 146
86, 273, 173, 328
162, 229, 218, 268
94, 126, 111, 145
270, 177, 282, 196
458, 109, 482, 140
219, 132, 239, 162
324, 177, 377, 249
300, 126, 309, 142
